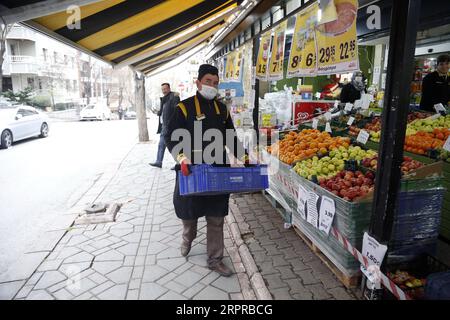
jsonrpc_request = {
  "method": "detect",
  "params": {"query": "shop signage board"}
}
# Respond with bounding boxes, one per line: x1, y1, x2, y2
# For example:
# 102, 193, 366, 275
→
315, 0, 360, 75
287, 2, 319, 78
232, 47, 244, 82
256, 31, 272, 81
268, 20, 288, 81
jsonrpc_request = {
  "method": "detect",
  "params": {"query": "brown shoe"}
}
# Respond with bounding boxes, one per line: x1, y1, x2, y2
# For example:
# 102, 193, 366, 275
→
209, 262, 233, 277
180, 241, 192, 257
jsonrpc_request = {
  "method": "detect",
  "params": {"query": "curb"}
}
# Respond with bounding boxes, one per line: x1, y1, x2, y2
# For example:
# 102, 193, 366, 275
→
226, 199, 273, 301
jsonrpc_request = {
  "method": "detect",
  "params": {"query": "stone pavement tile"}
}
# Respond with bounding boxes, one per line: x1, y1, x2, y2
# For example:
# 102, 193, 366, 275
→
158, 291, 186, 300
156, 272, 178, 286
294, 269, 321, 285
52, 247, 81, 261
37, 259, 64, 272
25, 290, 55, 300
287, 258, 310, 272
259, 261, 277, 276
135, 256, 146, 266
89, 272, 108, 285
14, 285, 34, 299
147, 242, 168, 255
26, 272, 44, 286
97, 284, 128, 300
306, 260, 332, 275
182, 283, 205, 299
328, 287, 355, 300
230, 293, 244, 300
200, 271, 221, 286
92, 261, 123, 275
74, 292, 94, 300
193, 286, 229, 300
187, 254, 207, 267
173, 270, 203, 288
271, 287, 294, 300
59, 262, 91, 277
275, 266, 298, 280
157, 247, 182, 259
190, 265, 212, 277
319, 274, 343, 290
145, 255, 157, 265
140, 283, 168, 300
272, 255, 291, 267
95, 249, 124, 262
287, 279, 313, 299
34, 271, 67, 290
66, 277, 97, 296
263, 274, 288, 290
126, 289, 139, 300
47, 279, 69, 293
91, 281, 115, 296
305, 283, 332, 300
106, 266, 133, 284
211, 275, 241, 293
0, 280, 26, 300
116, 243, 139, 256
123, 256, 135, 267
157, 257, 186, 272
142, 265, 169, 282
128, 279, 141, 290
53, 288, 74, 300
132, 266, 144, 280
165, 281, 188, 294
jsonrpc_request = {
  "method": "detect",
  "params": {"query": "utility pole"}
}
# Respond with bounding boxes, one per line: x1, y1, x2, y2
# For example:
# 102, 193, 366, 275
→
134, 71, 149, 142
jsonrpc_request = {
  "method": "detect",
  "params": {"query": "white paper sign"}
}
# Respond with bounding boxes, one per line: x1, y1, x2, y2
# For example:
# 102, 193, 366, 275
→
324, 112, 332, 121
354, 99, 363, 110
230, 89, 236, 97
297, 185, 307, 220
434, 103, 446, 113
315, 92, 322, 99
312, 118, 319, 129
345, 103, 353, 112
443, 136, 450, 152
357, 130, 370, 145
361, 94, 372, 110
347, 116, 355, 126
360, 232, 388, 284
334, 101, 339, 108
306, 192, 319, 228
325, 122, 332, 133
319, 196, 335, 235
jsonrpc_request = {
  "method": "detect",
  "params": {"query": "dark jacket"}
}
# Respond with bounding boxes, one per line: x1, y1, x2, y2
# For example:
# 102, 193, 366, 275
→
420, 71, 450, 112
340, 83, 366, 104
157, 92, 180, 134
164, 92, 245, 220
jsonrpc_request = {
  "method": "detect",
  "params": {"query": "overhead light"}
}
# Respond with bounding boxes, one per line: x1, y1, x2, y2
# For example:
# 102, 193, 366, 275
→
241, 0, 249, 7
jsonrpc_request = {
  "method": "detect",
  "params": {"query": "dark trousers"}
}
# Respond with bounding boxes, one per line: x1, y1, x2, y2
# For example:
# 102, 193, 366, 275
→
182, 217, 224, 267
155, 134, 166, 165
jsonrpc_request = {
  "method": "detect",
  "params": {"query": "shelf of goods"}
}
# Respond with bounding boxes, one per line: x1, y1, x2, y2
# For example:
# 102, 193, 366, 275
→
264, 128, 446, 288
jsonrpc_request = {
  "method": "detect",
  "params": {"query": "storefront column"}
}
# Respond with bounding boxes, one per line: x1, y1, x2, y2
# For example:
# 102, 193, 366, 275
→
369, 0, 421, 243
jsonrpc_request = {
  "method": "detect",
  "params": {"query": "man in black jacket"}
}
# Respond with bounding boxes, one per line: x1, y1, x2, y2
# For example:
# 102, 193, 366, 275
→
420, 54, 450, 112
150, 83, 180, 168
340, 71, 367, 104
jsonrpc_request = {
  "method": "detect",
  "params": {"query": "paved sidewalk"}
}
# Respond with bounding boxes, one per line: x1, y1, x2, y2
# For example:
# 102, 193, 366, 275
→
10, 143, 256, 300
229, 194, 359, 300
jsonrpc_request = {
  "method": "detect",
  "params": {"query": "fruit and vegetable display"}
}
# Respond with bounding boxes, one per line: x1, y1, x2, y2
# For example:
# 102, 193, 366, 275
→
439, 149, 450, 163
318, 170, 375, 202
406, 115, 450, 136
267, 129, 351, 165
404, 128, 450, 155
362, 155, 424, 174
388, 270, 426, 299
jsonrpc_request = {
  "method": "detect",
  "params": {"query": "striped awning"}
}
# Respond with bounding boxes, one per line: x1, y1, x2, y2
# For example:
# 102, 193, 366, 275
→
1, 0, 242, 74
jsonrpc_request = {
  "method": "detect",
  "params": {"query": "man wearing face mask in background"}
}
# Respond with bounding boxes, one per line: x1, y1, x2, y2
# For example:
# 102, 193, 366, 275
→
340, 71, 367, 104
420, 54, 450, 112
164, 64, 245, 277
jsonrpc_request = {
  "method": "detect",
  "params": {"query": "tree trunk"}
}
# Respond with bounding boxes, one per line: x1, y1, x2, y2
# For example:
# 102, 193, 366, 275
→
134, 71, 149, 142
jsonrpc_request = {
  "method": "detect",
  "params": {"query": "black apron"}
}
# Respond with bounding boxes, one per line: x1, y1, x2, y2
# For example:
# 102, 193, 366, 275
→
173, 94, 230, 220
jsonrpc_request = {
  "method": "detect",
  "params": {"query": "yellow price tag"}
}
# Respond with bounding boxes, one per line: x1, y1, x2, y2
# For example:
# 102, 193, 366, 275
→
256, 31, 272, 81
268, 20, 287, 81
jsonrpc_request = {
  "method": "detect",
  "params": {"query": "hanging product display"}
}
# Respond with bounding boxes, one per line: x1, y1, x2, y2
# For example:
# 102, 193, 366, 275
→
268, 20, 288, 81
225, 50, 236, 82
315, 0, 359, 75
287, 2, 319, 78
218, 56, 225, 81
256, 30, 272, 81
232, 47, 244, 82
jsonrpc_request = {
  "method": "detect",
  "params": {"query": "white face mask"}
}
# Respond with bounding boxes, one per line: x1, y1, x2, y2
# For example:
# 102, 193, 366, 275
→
199, 84, 218, 100
355, 76, 363, 82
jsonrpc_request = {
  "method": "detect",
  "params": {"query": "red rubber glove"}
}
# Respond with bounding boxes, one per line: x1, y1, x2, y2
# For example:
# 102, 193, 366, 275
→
180, 158, 191, 176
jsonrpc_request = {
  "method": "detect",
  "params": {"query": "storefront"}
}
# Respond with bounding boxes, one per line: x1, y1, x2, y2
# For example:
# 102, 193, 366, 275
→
209, 0, 450, 300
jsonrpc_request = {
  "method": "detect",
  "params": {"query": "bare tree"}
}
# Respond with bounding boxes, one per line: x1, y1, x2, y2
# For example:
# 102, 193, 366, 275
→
0, 23, 13, 93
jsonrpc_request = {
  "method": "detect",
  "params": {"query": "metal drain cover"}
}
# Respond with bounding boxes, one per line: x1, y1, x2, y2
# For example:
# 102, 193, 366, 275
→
75, 203, 121, 225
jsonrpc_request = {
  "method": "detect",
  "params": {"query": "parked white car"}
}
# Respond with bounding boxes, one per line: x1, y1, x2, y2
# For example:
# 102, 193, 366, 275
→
124, 110, 137, 120
80, 104, 112, 121
0, 105, 50, 149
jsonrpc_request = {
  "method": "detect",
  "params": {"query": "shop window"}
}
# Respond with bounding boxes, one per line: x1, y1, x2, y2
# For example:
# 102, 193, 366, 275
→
286, 0, 301, 14
53, 51, 58, 64
42, 48, 48, 61
272, 6, 284, 24
261, 14, 271, 31
10, 44, 17, 56
27, 77, 35, 89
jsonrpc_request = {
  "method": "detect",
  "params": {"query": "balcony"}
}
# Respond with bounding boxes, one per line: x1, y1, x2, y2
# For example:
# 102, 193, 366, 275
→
7, 55, 38, 74
7, 25, 36, 41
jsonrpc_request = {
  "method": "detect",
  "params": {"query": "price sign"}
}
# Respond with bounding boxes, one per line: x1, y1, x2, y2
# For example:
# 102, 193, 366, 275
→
324, 112, 332, 121
357, 129, 370, 145
434, 103, 446, 114
325, 122, 332, 133
361, 232, 388, 285
306, 192, 319, 228
443, 136, 450, 152
344, 103, 353, 112
319, 196, 335, 235
315, 0, 359, 75
354, 99, 362, 110
225, 51, 236, 82
232, 47, 244, 82
312, 118, 319, 129
297, 185, 307, 220
334, 101, 339, 108
287, 2, 318, 78
347, 116, 355, 126
256, 31, 272, 81
268, 20, 287, 81
361, 94, 372, 110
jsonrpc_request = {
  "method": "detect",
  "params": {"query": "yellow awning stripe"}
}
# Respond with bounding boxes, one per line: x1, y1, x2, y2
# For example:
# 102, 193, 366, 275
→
77, 0, 205, 51
35, 0, 125, 31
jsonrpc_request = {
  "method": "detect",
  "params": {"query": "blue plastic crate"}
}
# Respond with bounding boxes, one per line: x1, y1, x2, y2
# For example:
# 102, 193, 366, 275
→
179, 164, 269, 196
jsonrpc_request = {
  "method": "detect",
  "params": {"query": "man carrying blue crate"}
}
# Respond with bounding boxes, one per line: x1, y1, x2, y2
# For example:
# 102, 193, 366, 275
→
164, 64, 246, 277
